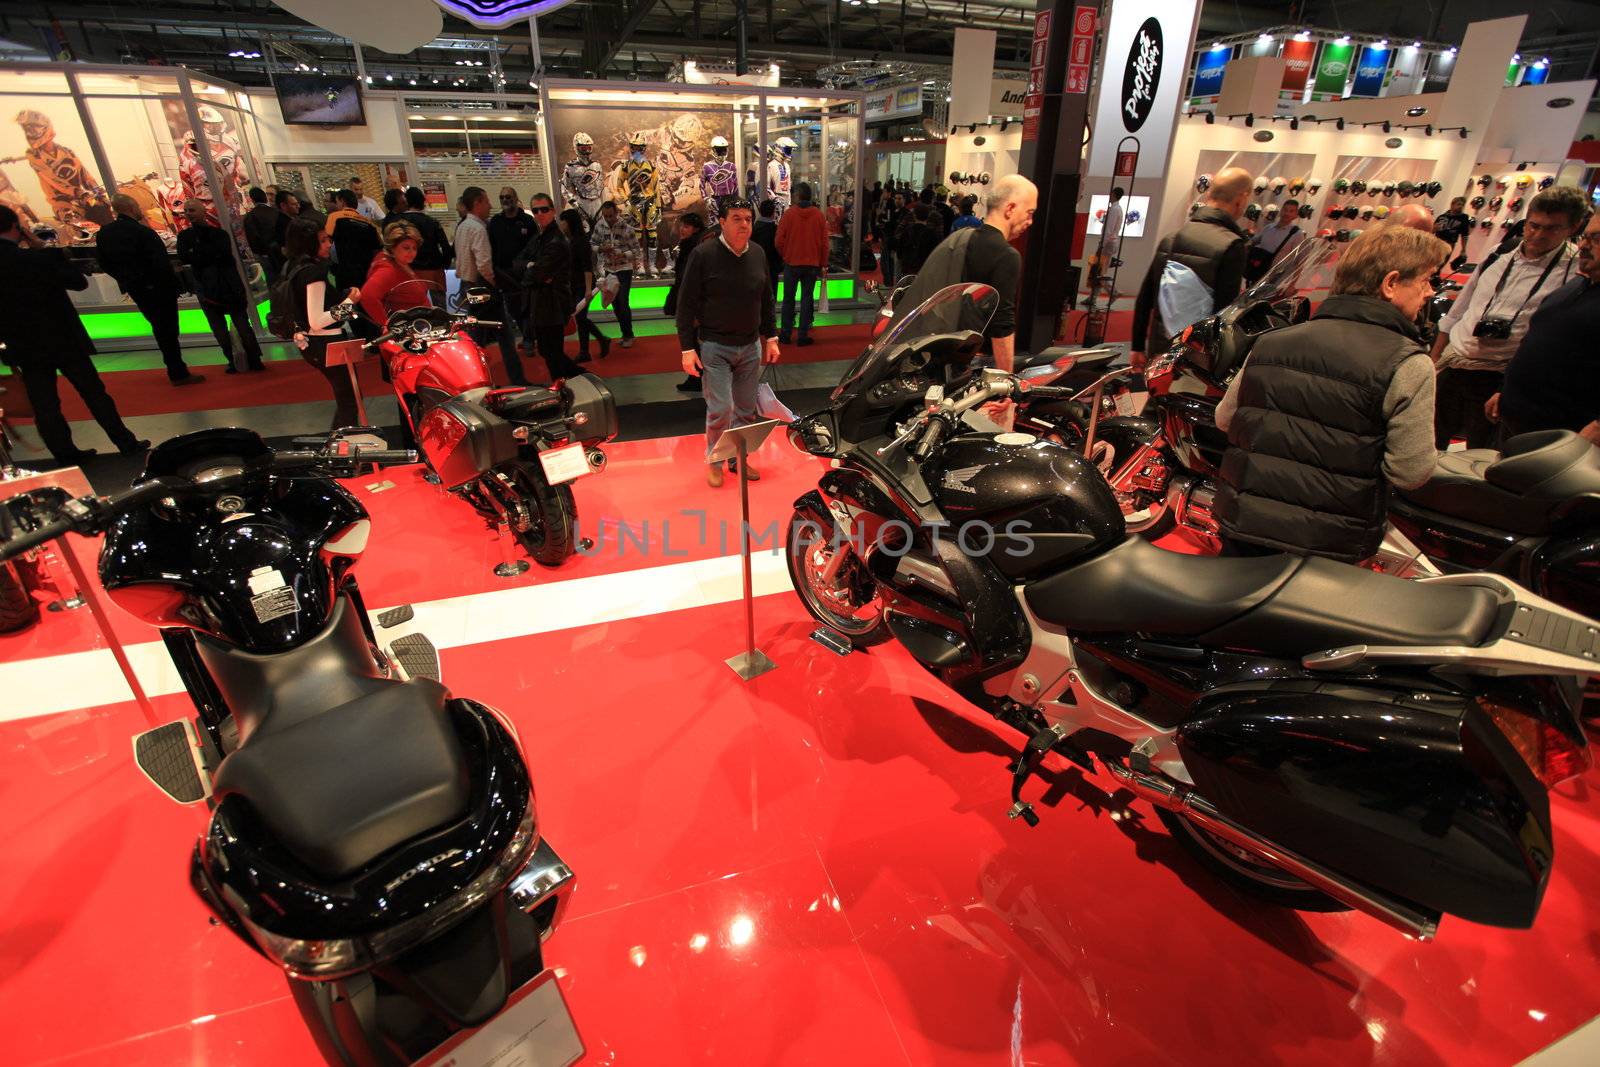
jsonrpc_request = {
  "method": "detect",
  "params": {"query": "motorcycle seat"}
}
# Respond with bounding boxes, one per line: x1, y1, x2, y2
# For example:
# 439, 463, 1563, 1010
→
495, 385, 564, 420
1400, 430, 1600, 536
214, 679, 470, 879
1026, 537, 1502, 655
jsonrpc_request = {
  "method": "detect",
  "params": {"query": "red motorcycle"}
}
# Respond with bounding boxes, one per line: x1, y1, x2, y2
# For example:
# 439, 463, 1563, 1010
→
367, 286, 617, 566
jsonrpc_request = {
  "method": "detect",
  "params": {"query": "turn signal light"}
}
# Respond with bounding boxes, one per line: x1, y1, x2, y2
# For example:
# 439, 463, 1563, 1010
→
1480, 700, 1592, 788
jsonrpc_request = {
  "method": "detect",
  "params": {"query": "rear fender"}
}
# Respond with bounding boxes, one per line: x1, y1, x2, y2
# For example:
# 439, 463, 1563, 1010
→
1178, 681, 1552, 927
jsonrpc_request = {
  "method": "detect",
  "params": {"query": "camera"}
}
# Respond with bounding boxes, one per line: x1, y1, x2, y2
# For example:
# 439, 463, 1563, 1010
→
1473, 316, 1513, 340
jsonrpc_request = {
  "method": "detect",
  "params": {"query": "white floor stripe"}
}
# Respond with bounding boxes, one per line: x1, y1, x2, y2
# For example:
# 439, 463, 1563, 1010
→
0, 549, 797, 724
1517, 1014, 1600, 1066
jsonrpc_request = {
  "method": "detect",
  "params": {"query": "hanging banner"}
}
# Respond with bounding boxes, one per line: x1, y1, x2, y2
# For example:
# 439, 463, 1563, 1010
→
1086, 0, 1203, 173
1312, 41, 1355, 96
1350, 44, 1391, 97
1424, 50, 1457, 93
1279, 39, 1315, 94
1191, 46, 1228, 97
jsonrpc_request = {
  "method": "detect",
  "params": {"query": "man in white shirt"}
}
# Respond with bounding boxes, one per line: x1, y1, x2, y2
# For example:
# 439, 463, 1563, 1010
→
1248, 198, 1304, 274
454, 185, 528, 386
1431, 185, 1586, 447
349, 176, 383, 223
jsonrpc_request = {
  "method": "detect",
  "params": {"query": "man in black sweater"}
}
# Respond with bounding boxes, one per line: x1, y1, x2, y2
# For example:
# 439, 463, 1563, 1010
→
511, 192, 583, 380
401, 186, 452, 304
96, 195, 203, 385
676, 198, 780, 487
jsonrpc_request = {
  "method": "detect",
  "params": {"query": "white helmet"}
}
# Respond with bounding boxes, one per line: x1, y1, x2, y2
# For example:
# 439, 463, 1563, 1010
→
196, 104, 224, 126
776, 136, 797, 152
573, 132, 594, 151
710, 135, 729, 149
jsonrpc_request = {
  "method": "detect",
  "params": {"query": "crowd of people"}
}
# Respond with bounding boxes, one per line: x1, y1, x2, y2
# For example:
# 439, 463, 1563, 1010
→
1129, 165, 1599, 561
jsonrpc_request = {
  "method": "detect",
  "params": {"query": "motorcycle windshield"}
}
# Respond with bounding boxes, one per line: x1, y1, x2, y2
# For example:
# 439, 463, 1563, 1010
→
1230, 234, 1342, 311
833, 282, 999, 402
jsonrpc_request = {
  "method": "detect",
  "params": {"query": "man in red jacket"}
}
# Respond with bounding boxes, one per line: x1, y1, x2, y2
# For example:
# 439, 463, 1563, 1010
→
774, 181, 828, 345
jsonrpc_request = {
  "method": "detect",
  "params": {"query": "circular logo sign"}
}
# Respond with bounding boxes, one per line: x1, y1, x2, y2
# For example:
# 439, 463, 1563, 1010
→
1322, 60, 1349, 77
1547, 97, 1575, 108
1253, 130, 1275, 143
1074, 7, 1095, 34
1385, 137, 1404, 149
1120, 17, 1164, 133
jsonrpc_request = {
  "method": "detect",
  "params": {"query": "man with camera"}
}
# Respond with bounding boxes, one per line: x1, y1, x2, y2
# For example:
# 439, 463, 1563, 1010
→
1430, 186, 1586, 448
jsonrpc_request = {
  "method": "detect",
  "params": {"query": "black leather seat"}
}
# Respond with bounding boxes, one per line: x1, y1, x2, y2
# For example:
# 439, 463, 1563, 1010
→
214, 678, 469, 879
1400, 430, 1600, 536
1026, 537, 1503, 656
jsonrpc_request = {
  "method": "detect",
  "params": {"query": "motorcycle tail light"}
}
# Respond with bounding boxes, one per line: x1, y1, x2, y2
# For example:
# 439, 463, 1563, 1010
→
1480, 699, 1592, 788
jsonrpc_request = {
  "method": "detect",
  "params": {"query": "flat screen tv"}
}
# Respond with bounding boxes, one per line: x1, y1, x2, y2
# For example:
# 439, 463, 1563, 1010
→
275, 74, 366, 126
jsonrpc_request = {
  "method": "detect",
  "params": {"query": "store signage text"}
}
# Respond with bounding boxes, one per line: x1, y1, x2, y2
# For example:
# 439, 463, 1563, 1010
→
1120, 17, 1163, 132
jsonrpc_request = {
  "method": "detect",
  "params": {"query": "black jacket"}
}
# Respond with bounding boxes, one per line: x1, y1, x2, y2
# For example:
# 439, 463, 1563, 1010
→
0, 240, 94, 367
663, 226, 716, 317
176, 223, 247, 306
1213, 295, 1422, 562
752, 218, 782, 282
96, 214, 177, 295
512, 224, 572, 330
403, 210, 453, 271
1132, 206, 1249, 354
330, 216, 380, 292
242, 204, 281, 258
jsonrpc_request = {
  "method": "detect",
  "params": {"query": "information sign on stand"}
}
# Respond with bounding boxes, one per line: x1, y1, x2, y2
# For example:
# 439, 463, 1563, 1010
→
707, 418, 783, 681
323, 339, 373, 429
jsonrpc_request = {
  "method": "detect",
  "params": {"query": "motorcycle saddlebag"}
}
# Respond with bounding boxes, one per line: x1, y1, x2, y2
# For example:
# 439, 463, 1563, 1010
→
563, 373, 618, 444
419, 398, 519, 491
1177, 680, 1554, 928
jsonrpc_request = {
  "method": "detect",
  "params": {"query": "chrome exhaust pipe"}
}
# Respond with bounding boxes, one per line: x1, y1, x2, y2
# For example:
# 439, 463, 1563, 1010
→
1106, 762, 1440, 940
586, 448, 607, 472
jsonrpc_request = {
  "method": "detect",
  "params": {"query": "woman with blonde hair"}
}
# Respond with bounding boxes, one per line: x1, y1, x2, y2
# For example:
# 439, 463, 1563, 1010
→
1212, 225, 1452, 561
360, 219, 436, 326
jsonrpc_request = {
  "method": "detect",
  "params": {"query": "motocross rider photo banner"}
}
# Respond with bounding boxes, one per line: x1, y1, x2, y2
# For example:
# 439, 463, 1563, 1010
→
545, 104, 737, 237
0, 98, 107, 229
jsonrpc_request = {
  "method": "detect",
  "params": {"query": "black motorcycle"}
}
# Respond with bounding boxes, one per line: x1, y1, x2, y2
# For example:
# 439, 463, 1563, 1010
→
0, 428, 574, 1065
786, 282, 1596, 938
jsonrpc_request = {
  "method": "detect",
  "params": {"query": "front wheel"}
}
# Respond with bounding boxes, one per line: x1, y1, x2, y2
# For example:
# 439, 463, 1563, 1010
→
1154, 808, 1349, 912
785, 508, 890, 648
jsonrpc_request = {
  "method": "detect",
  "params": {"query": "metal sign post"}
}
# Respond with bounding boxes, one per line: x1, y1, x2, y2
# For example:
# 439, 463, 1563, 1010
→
707, 418, 782, 681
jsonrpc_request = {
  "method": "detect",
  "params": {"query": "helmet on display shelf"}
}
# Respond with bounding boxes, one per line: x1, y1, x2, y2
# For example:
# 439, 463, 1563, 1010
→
1476, 173, 1493, 187
1333, 178, 1350, 193
1515, 174, 1534, 188
573, 131, 594, 152
1326, 202, 1343, 216
1349, 178, 1367, 194
1489, 196, 1504, 209
1368, 184, 1383, 198
1382, 182, 1397, 196
1496, 175, 1511, 189
1307, 178, 1323, 194
1502, 219, 1516, 230
1264, 203, 1280, 220
1298, 203, 1314, 219
14, 108, 52, 148
1509, 197, 1524, 211
1374, 205, 1390, 219
1397, 180, 1415, 196
1317, 228, 1334, 238
1471, 195, 1486, 208
1343, 205, 1361, 219
1538, 175, 1555, 190
1253, 176, 1268, 193
1270, 176, 1286, 194
1361, 206, 1375, 220
1426, 181, 1443, 197
1244, 202, 1262, 221
1336, 228, 1353, 241
1288, 176, 1305, 195
1479, 217, 1493, 229
1195, 173, 1212, 192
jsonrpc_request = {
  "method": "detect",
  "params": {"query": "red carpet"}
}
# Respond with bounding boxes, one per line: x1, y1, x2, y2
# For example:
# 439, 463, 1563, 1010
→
3, 322, 875, 423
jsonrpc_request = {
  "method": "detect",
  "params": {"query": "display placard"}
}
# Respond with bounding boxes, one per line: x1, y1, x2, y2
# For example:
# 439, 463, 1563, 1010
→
1280, 39, 1315, 94
1086, 193, 1149, 236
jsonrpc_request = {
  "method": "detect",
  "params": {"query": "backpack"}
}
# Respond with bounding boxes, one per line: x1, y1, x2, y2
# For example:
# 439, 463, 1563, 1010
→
885, 227, 979, 330
266, 265, 303, 340
1157, 260, 1215, 338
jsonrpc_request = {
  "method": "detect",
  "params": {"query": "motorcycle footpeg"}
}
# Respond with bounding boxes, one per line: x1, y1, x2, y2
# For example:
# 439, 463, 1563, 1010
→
1007, 801, 1041, 827
375, 604, 415, 628
388, 632, 442, 682
131, 720, 210, 804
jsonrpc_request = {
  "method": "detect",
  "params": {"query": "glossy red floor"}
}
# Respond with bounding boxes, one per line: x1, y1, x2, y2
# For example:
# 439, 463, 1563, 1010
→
3, 436, 1600, 1066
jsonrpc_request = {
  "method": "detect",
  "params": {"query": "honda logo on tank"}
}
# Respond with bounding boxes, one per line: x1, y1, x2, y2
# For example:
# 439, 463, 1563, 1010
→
1088, 0, 1202, 173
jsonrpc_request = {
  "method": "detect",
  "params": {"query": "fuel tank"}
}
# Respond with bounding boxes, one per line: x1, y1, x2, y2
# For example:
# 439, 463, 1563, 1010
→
921, 432, 1124, 581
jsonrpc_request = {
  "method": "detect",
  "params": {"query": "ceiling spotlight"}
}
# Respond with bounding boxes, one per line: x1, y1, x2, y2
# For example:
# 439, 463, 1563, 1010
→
1513, 53, 1521, 62
1411, 41, 1421, 48
1376, 39, 1388, 47
1294, 31, 1310, 41
1447, 46, 1458, 54
1337, 35, 1350, 44
1258, 33, 1273, 43
385, 73, 393, 81
409, 78, 417, 85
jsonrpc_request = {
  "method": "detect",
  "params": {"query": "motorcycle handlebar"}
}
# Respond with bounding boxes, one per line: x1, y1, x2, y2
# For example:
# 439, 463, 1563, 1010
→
0, 517, 71, 560
912, 415, 949, 461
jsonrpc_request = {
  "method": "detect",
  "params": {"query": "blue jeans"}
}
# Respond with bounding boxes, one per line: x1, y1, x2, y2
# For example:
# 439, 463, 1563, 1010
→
701, 338, 762, 462
781, 265, 820, 338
